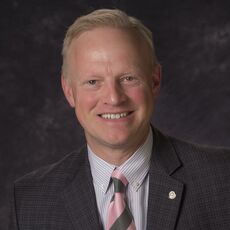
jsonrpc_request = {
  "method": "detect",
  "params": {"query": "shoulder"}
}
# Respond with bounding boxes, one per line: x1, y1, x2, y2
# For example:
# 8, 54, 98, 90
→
169, 135, 230, 166
154, 128, 230, 170
14, 146, 88, 192
153, 127, 230, 179
165, 135, 230, 184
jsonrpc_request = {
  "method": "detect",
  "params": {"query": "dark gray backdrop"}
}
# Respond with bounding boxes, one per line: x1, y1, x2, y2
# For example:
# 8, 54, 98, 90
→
1, 0, 230, 229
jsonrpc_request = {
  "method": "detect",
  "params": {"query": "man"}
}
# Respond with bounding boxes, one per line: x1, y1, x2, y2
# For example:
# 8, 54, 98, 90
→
10, 9, 230, 230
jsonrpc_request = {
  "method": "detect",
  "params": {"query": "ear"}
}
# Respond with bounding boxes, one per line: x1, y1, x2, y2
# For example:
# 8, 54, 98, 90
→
151, 64, 162, 95
61, 76, 75, 107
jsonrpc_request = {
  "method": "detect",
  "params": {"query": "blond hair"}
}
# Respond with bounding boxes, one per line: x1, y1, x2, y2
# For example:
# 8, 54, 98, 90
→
62, 9, 158, 77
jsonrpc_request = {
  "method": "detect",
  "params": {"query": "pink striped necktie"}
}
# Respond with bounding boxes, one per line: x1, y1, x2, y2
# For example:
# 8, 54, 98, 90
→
106, 170, 136, 230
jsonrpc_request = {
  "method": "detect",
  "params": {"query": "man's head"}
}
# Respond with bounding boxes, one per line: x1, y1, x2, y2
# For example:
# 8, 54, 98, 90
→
61, 9, 161, 164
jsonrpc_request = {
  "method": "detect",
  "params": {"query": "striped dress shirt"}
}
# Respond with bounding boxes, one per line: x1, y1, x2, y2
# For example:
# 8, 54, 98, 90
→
88, 128, 153, 230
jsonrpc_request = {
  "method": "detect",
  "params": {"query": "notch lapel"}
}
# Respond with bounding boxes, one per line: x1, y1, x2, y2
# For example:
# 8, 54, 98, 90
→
147, 129, 184, 230
62, 149, 102, 230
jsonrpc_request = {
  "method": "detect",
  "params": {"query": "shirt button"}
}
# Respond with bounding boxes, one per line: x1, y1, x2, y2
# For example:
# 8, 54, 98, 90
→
168, 191, 176, 200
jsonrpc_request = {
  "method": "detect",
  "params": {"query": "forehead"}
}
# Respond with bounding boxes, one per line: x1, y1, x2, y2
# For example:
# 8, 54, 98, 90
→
63, 27, 151, 80
70, 27, 148, 61
70, 27, 142, 53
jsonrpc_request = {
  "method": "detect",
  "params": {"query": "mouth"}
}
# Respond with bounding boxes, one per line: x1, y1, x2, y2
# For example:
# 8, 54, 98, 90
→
98, 112, 133, 120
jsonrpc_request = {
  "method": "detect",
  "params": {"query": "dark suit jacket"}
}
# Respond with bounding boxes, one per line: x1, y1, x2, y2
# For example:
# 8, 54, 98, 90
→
10, 128, 230, 230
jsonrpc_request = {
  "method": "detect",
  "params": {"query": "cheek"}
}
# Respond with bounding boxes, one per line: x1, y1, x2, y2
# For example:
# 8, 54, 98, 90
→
74, 90, 98, 113
128, 86, 153, 106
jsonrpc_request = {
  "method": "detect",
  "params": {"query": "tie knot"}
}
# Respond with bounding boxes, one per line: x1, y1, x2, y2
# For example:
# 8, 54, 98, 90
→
111, 170, 128, 193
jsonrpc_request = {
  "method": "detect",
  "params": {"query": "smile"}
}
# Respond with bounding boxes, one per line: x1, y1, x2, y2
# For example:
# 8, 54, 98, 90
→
99, 112, 130, 120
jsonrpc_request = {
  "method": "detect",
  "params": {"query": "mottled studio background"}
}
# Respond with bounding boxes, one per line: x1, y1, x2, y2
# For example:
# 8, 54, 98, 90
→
1, 0, 230, 229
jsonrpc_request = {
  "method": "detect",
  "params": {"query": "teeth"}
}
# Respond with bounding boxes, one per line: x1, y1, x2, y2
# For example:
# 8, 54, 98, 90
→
101, 113, 128, 119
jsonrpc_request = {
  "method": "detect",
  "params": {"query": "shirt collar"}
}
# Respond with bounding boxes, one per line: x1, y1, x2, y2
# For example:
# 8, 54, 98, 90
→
88, 128, 153, 193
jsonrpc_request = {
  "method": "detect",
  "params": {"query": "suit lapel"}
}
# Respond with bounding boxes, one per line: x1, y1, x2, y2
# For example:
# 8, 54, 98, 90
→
147, 129, 184, 230
61, 148, 102, 230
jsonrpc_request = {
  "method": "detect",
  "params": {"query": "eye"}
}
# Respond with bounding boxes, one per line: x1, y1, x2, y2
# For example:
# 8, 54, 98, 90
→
84, 79, 102, 89
123, 76, 135, 81
121, 75, 140, 86
88, 80, 97, 85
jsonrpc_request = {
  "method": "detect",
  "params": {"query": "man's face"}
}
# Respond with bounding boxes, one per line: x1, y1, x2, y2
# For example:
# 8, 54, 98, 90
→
62, 27, 161, 159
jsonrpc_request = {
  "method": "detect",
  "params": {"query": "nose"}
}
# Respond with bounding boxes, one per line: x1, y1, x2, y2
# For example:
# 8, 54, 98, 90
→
102, 81, 127, 106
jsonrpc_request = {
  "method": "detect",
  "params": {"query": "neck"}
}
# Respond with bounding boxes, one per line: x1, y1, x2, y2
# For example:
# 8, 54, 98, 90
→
86, 129, 150, 166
